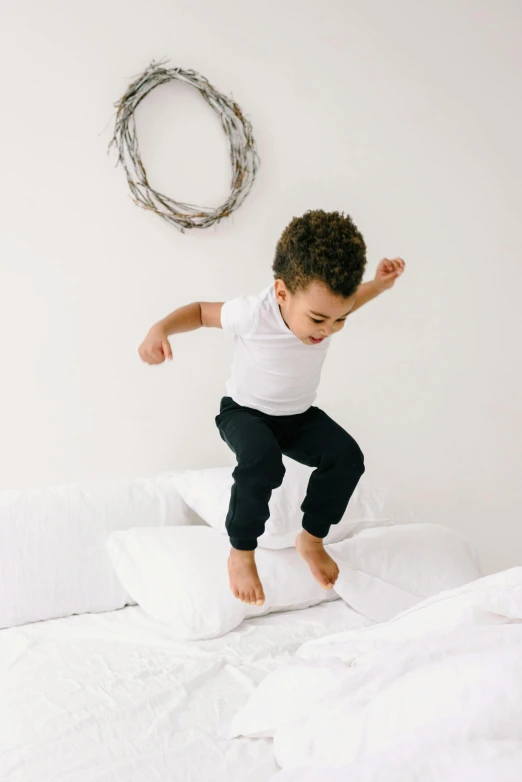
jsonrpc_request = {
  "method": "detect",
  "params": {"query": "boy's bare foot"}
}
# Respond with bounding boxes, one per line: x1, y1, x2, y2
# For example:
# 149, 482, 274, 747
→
228, 548, 265, 606
296, 530, 339, 590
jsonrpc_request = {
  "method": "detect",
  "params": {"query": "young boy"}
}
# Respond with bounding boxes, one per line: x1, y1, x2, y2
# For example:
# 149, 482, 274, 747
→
139, 210, 405, 607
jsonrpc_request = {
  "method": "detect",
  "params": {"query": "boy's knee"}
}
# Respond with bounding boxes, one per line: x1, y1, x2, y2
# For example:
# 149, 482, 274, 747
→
335, 437, 365, 475
243, 444, 285, 486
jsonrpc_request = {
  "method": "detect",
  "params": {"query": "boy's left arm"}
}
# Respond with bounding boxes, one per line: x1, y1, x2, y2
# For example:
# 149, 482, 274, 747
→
350, 257, 406, 313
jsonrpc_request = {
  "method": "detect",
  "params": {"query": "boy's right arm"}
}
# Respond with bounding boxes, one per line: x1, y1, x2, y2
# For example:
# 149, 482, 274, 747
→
138, 302, 223, 365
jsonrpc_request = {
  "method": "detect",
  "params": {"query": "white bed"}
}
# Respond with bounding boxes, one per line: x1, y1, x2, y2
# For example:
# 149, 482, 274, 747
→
0, 598, 371, 782
4, 468, 516, 782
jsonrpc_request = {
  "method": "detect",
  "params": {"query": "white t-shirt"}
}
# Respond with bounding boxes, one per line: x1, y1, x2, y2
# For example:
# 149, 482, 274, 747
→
220, 283, 331, 415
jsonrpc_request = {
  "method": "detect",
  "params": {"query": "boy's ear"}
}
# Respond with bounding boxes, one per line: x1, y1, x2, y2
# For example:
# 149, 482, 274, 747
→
274, 278, 289, 303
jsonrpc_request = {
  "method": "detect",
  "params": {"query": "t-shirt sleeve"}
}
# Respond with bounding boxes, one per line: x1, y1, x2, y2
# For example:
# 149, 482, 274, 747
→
220, 295, 259, 337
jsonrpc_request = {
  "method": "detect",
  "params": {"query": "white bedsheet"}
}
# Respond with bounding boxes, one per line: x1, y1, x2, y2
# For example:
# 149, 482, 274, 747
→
0, 600, 371, 782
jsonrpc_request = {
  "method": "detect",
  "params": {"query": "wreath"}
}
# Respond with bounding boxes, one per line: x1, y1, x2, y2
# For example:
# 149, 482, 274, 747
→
108, 59, 260, 232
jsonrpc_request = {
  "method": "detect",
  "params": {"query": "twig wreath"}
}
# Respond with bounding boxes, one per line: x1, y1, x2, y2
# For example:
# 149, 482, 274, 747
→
108, 59, 260, 232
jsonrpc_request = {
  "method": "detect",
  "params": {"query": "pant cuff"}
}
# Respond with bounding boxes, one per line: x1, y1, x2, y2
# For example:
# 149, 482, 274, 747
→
230, 537, 258, 551
302, 516, 331, 539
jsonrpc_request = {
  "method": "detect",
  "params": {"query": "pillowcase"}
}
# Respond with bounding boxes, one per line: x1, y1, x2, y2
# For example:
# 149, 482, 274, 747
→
106, 522, 480, 642
170, 456, 414, 549
0, 473, 201, 629
328, 523, 482, 623
106, 526, 339, 641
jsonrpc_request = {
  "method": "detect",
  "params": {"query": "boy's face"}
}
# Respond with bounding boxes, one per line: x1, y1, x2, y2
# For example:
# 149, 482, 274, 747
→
274, 279, 356, 345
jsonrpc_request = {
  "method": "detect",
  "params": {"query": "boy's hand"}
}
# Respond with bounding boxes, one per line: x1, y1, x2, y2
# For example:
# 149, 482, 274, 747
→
374, 257, 405, 292
138, 325, 173, 365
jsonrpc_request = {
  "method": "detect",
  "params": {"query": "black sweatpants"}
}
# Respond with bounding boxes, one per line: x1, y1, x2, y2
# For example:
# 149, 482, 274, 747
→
215, 396, 366, 551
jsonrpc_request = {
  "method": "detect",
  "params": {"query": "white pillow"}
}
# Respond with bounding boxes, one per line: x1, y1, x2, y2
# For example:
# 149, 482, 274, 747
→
0, 473, 201, 629
106, 526, 339, 641
329, 523, 482, 623
170, 457, 414, 549
106, 522, 479, 642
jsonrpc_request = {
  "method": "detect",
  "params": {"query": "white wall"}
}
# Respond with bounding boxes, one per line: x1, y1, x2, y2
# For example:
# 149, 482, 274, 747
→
1, 0, 521, 575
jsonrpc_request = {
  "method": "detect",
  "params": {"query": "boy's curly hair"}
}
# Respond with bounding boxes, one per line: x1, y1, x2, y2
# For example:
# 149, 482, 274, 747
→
272, 209, 367, 298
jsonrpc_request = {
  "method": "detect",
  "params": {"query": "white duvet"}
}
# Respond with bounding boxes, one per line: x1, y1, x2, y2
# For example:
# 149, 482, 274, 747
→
228, 567, 522, 782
